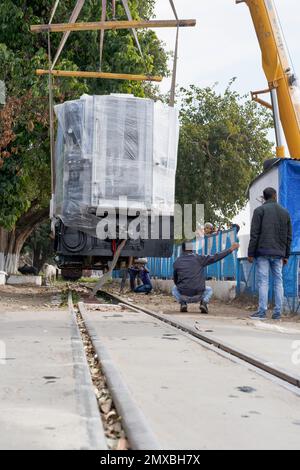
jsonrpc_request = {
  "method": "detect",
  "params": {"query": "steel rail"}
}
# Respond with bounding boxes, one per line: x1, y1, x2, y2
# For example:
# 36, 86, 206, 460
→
99, 290, 300, 389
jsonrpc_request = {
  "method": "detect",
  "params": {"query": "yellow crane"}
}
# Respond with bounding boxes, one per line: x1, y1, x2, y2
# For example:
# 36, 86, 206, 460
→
237, 0, 300, 159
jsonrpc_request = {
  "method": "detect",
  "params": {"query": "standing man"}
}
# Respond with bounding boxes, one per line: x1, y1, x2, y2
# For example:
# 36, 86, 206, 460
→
173, 241, 239, 313
248, 187, 292, 320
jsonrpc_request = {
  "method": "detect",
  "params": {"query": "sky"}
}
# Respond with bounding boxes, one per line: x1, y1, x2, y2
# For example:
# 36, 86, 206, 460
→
154, 0, 300, 233
154, 0, 300, 98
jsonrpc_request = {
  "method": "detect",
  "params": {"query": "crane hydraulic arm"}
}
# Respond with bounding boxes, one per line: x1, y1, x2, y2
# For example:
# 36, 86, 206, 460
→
237, 0, 300, 159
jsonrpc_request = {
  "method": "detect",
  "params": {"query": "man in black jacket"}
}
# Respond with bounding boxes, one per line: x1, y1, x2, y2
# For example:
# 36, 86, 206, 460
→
248, 187, 292, 320
173, 241, 239, 313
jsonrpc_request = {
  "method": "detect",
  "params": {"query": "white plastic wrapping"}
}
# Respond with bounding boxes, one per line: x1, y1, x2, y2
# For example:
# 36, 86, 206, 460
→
54, 94, 179, 234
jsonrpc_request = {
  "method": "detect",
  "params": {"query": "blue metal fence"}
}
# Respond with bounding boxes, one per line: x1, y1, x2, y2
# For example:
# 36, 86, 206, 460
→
113, 228, 300, 313
148, 229, 238, 280
237, 255, 300, 313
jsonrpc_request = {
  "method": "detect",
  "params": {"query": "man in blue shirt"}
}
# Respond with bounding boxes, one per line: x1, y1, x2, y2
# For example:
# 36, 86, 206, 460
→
129, 259, 153, 294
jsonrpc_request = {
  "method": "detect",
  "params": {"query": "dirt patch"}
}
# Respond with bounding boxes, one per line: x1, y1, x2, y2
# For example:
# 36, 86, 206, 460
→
0, 285, 63, 313
104, 282, 300, 324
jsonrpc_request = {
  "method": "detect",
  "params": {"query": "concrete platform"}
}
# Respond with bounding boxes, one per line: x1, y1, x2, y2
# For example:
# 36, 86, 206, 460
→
0, 309, 107, 450
169, 314, 300, 379
83, 306, 300, 450
7, 275, 42, 287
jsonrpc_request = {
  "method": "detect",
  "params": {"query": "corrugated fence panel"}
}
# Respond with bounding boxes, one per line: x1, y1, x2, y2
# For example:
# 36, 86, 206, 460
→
237, 255, 300, 313
148, 228, 238, 280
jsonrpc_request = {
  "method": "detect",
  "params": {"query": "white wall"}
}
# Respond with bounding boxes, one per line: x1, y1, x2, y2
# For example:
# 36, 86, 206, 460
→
249, 167, 279, 219
234, 167, 279, 259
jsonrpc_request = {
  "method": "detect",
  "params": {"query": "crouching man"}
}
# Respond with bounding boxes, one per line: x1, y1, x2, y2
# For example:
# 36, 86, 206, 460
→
172, 241, 239, 313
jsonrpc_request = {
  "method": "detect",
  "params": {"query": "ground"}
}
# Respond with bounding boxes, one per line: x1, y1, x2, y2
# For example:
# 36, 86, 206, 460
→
105, 282, 300, 324
0, 281, 299, 450
0, 285, 62, 313
1, 282, 300, 325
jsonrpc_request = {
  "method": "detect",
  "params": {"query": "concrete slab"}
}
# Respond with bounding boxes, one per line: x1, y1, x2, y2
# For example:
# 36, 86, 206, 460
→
7, 275, 42, 287
170, 314, 300, 378
83, 307, 300, 450
0, 309, 107, 450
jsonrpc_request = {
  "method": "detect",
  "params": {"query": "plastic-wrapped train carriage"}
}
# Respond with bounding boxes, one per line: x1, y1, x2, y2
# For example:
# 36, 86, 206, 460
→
52, 94, 179, 280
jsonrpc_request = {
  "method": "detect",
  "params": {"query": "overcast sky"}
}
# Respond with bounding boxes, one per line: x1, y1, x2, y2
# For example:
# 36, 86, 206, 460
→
153, 1, 300, 232
154, 0, 300, 97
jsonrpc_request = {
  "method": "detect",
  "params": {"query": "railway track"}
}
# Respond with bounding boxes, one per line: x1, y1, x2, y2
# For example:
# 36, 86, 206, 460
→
74, 289, 300, 450
98, 290, 300, 390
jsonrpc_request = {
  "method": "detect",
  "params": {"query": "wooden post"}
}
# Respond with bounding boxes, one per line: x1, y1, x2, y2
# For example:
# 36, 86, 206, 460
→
36, 69, 163, 82
31, 19, 196, 33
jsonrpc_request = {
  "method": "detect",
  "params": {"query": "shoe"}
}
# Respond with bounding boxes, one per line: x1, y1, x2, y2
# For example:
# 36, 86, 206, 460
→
250, 312, 266, 320
180, 303, 188, 313
249, 312, 260, 319
200, 301, 209, 314
272, 315, 281, 320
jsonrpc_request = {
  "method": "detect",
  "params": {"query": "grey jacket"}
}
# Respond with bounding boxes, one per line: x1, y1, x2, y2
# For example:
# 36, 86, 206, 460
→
248, 200, 292, 259
173, 249, 232, 297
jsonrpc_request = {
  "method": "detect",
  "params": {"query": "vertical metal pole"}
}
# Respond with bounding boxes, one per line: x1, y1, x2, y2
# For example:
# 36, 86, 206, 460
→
48, 31, 56, 195
270, 88, 285, 158
169, 0, 179, 107
170, 25, 179, 107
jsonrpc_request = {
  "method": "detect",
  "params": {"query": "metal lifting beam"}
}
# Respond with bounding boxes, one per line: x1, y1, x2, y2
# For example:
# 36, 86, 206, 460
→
30, 19, 196, 34
36, 69, 162, 82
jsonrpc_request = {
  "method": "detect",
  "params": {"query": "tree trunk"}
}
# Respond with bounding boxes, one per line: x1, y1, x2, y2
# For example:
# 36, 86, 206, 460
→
0, 227, 23, 273
0, 206, 49, 274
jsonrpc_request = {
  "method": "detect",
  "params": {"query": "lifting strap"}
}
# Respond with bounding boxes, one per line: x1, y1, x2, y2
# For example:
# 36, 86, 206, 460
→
49, 0, 60, 24
99, 0, 107, 71
169, 0, 179, 107
48, 0, 61, 195
52, 0, 85, 69
100, 0, 143, 70
112, 0, 116, 19
121, 0, 143, 57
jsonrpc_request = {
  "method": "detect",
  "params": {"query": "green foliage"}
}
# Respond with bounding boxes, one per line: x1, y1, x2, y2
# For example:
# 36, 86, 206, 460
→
176, 82, 274, 225
0, 0, 169, 231
22, 221, 54, 272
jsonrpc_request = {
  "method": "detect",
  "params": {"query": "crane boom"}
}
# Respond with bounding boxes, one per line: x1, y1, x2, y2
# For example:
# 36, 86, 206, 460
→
238, 0, 300, 159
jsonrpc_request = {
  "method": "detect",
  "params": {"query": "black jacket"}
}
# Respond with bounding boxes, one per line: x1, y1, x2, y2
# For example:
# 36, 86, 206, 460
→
173, 249, 232, 297
248, 200, 292, 258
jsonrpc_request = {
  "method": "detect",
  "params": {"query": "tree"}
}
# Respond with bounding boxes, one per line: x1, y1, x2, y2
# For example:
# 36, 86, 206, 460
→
176, 83, 274, 226
22, 222, 54, 273
0, 0, 169, 273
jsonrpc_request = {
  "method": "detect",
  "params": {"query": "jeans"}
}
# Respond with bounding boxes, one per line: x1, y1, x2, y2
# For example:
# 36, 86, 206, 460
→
129, 270, 139, 291
256, 257, 284, 318
134, 284, 152, 294
172, 285, 213, 304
